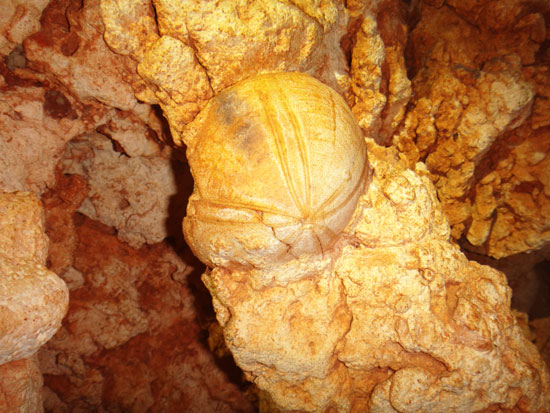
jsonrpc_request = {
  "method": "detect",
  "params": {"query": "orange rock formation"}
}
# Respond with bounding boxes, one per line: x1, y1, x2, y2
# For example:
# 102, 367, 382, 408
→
0, 0, 549, 410
178, 72, 550, 411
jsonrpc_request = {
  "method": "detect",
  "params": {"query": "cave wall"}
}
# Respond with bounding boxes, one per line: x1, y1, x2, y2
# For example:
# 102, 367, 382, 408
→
0, 0, 549, 411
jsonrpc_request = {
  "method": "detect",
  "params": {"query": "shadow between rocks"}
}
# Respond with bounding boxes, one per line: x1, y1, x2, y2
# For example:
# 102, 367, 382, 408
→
164, 136, 255, 406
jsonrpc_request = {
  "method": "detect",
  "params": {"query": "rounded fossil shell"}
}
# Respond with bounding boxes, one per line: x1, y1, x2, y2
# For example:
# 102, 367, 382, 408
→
182, 72, 370, 269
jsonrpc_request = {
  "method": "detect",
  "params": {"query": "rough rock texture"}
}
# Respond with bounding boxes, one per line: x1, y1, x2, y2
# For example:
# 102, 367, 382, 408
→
1, 0, 187, 246
347, 0, 412, 143
533, 317, 550, 367
199, 140, 550, 412
99, 0, 412, 147
0, 0, 167, 195
0, 79, 85, 194
393, 0, 550, 258
98, 1, 550, 411
1, 0, 549, 411
0, 191, 69, 364
0, 191, 69, 412
100, 0, 351, 138
0, 355, 44, 413
59, 133, 190, 248
39, 172, 254, 412
24, 0, 141, 112
0, 0, 49, 56
1, 1, 259, 410
465, 246, 550, 317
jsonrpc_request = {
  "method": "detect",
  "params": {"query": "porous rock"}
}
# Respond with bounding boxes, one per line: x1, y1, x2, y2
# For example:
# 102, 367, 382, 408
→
199, 140, 550, 411
347, 0, 412, 144
0, 0, 49, 56
393, 1, 550, 258
100, 0, 351, 138
59, 133, 189, 248
0, 191, 69, 365
39, 173, 254, 412
0, 191, 68, 412
0, 0, 166, 196
0, 355, 43, 413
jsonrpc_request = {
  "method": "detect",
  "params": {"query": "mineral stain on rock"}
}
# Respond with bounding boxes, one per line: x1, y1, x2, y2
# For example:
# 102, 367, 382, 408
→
43, 89, 76, 120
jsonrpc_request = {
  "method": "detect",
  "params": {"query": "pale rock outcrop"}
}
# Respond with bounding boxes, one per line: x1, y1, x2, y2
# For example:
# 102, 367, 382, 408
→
347, 0, 412, 144
97, 1, 550, 409
59, 133, 189, 248
100, 0, 411, 147
200, 139, 550, 412
24, 0, 140, 112
100, 0, 351, 138
0, 0, 547, 411
0, 191, 69, 412
0, 0, 49, 56
0, 0, 167, 195
0, 355, 44, 413
0, 83, 86, 194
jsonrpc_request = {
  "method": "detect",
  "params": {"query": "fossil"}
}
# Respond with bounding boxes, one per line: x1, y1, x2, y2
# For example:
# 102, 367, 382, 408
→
180, 72, 371, 269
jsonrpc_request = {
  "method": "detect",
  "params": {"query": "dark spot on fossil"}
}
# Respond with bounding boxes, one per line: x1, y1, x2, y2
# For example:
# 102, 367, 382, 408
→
216, 90, 246, 125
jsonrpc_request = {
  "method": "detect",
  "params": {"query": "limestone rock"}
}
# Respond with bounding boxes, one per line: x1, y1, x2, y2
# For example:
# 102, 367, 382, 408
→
0, 191, 69, 365
465, 66, 550, 258
347, 0, 412, 144
0, 0, 548, 411
39, 173, 254, 412
349, 15, 387, 138
100, 0, 351, 138
0, 0, 49, 56
0, 83, 86, 194
200, 140, 550, 412
59, 133, 190, 248
0, 355, 43, 413
0, 191, 68, 413
393, 1, 550, 258
0, 0, 166, 195
100, 0, 411, 147
24, 0, 140, 112
182, 73, 550, 411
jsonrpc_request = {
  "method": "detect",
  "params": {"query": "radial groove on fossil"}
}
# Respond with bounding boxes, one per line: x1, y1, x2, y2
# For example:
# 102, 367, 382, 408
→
181, 72, 371, 270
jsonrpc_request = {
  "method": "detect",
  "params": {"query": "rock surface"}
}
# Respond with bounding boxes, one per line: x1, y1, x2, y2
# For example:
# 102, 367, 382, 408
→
0, 191, 69, 412
0, 355, 44, 413
100, 0, 351, 138
0, 0, 549, 411
0, 0, 167, 195
199, 140, 550, 412
347, 0, 412, 143
0, 191, 69, 364
0, 0, 49, 56
99, 1, 550, 411
59, 133, 190, 248
394, 1, 550, 258
39, 172, 254, 412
